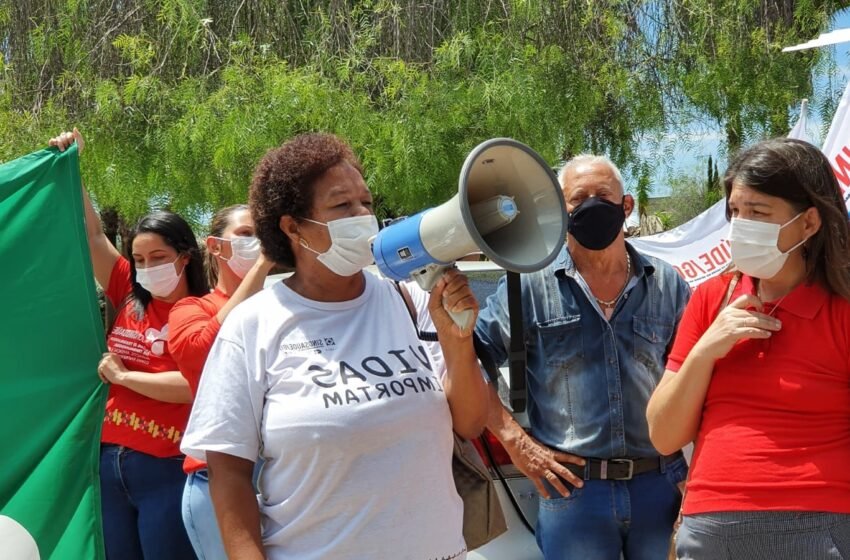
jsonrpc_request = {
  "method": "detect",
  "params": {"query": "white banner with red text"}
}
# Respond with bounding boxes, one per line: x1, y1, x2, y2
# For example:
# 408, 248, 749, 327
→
628, 201, 731, 289
820, 82, 850, 211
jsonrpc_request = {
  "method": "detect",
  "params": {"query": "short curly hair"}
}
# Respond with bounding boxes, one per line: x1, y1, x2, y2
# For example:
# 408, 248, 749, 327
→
250, 133, 363, 268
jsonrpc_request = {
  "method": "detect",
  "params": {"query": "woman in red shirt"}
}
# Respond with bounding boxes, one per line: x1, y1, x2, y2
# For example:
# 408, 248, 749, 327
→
168, 204, 274, 560
51, 130, 207, 560
647, 138, 850, 559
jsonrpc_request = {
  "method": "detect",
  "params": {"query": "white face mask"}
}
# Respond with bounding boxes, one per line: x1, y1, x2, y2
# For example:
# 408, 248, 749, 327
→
729, 213, 807, 279
213, 235, 260, 279
135, 256, 184, 297
299, 215, 379, 276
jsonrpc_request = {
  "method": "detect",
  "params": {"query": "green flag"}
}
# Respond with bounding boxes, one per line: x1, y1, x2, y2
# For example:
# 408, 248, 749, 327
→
0, 145, 107, 560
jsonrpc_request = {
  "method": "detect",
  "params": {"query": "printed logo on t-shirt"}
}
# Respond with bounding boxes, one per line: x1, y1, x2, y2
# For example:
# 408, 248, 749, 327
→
146, 325, 168, 356
280, 340, 445, 409
105, 407, 182, 443
280, 337, 336, 355
109, 324, 169, 364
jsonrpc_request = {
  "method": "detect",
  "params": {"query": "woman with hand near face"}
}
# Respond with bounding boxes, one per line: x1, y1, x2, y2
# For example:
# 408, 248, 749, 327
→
647, 138, 850, 559
50, 129, 206, 559
181, 133, 489, 560
168, 204, 274, 560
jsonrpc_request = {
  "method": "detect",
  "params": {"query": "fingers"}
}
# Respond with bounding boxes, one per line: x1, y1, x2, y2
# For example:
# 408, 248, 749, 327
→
548, 461, 584, 490
97, 353, 123, 384
529, 476, 552, 499
428, 275, 447, 314
736, 327, 774, 339
49, 130, 76, 152
97, 356, 111, 384
728, 294, 763, 312
744, 313, 782, 331
440, 270, 478, 314
550, 451, 586, 488
542, 470, 572, 497
72, 127, 85, 154
553, 451, 587, 467
530, 467, 579, 499
510, 438, 584, 498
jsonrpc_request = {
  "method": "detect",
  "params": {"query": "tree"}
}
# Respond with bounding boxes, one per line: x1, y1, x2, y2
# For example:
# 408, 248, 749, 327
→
0, 0, 839, 227
636, 163, 652, 221
658, 0, 840, 157
704, 154, 723, 206
664, 162, 724, 227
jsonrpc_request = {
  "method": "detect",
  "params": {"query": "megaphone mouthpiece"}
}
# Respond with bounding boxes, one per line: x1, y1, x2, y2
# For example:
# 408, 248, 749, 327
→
470, 195, 518, 236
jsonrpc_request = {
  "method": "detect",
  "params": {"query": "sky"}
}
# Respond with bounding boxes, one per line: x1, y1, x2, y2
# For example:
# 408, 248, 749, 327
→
638, 6, 850, 209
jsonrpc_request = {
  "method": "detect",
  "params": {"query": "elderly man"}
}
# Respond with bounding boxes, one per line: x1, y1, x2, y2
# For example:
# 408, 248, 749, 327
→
475, 155, 691, 559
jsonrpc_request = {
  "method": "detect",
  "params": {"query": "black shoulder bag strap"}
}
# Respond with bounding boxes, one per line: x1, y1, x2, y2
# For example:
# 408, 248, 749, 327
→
393, 277, 527, 413
506, 271, 527, 413
392, 282, 439, 342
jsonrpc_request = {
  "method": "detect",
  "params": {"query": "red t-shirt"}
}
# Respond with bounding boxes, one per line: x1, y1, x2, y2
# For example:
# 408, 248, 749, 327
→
167, 288, 230, 473
102, 257, 192, 458
667, 273, 850, 515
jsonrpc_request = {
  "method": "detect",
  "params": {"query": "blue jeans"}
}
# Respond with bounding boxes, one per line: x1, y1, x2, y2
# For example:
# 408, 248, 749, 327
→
536, 456, 687, 560
182, 470, 227, 560
100, 445, 196, 560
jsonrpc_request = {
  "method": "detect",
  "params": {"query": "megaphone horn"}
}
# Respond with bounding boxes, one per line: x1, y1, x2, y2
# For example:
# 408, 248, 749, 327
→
372, 138, 567, 328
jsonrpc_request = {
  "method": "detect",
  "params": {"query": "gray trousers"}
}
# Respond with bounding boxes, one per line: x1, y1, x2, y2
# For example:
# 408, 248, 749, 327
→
676, 511, 850, 560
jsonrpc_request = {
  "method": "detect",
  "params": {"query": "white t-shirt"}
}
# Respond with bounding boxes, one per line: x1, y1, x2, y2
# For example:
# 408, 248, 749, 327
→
181, 273, 466, 560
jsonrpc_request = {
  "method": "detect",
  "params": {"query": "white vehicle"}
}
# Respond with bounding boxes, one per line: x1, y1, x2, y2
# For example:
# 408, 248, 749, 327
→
264, 260, 543, 559
451, 260, 541, 560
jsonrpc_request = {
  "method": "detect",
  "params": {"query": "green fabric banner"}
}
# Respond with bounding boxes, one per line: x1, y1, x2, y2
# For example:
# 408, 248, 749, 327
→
0, 145, 107, 560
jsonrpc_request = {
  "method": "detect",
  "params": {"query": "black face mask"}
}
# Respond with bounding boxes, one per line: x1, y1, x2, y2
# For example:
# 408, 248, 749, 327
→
567, 196, 626, 251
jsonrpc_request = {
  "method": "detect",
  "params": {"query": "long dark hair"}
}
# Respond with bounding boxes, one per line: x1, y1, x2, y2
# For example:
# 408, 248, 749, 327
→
724, 138, 850, 301
205, 204, 249, 288
125, 211, 207, 317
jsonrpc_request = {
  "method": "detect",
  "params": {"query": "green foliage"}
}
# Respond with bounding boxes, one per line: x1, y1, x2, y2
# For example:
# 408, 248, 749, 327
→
662, 162, 724, 227
659, 0, 839, 156
0, 0, 838, 229
705, 155, 723, 207
657, 211, 675, 230
636, 163, 651, 220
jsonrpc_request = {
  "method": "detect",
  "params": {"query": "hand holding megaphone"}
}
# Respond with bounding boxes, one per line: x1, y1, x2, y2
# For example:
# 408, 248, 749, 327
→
428, 268, 479, 338
372, 138, 567, 330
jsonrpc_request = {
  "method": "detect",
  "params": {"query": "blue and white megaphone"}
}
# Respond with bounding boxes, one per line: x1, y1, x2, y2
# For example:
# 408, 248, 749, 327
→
372, 138, 567, 328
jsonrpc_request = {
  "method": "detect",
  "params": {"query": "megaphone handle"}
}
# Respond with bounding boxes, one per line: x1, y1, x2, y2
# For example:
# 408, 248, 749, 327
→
447, 307, 474, 331
410, 264, 474, 331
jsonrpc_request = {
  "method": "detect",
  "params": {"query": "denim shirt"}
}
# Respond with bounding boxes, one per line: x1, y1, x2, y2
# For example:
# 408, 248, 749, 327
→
475, 243, 691, 459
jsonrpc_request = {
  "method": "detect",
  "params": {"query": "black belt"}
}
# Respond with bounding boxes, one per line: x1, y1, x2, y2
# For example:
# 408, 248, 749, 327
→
562, 452, 682, 481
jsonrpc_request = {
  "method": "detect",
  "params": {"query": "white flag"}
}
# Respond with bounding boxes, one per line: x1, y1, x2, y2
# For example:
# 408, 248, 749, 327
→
819, 81, 850, 210
788, 99, 811, 142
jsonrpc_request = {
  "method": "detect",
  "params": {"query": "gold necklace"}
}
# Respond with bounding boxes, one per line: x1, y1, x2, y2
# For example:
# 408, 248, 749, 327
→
756, 283, 789, 360
595, 254, 631, 309
757, 284, 789, 317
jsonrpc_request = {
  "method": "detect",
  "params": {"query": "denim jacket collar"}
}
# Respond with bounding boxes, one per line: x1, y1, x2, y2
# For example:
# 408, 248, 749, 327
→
553, 242, 656, 280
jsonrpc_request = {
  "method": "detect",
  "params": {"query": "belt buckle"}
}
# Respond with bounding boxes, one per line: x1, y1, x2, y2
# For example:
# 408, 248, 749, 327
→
608, 458, 634, 480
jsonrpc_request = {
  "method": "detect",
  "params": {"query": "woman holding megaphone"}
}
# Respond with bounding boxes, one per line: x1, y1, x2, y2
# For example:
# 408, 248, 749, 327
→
181, 133, 488, 560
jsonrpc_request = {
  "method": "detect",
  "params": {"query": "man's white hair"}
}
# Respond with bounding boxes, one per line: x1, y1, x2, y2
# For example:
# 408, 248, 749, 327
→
557, 154, 624, 194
